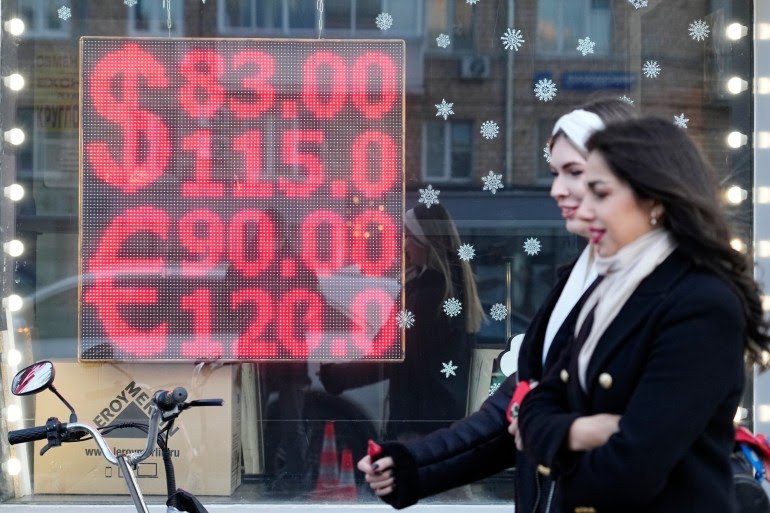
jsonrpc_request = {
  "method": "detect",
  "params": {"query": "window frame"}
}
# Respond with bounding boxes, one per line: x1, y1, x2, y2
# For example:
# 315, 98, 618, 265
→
217, 0, 423, 38
17, 0, 70, 40
421, 120, 474, 183
126, 0, 185, 37
536, 0, 612, 58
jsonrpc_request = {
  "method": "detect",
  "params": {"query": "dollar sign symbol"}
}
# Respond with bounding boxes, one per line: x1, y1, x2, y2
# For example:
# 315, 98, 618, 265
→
85, 44, 169, 193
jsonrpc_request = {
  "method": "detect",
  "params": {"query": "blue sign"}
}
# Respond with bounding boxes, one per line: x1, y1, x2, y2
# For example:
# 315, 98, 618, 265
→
560, 71, 635, 91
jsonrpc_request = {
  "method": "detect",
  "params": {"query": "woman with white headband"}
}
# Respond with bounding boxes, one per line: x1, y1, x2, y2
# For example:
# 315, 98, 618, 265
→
357, 98, 636, 513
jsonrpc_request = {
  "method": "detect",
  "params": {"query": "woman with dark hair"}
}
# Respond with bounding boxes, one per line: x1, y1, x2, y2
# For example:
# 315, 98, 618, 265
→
320, 201, 484, 440
357, 98, 636, 512
518, 117, 770, 513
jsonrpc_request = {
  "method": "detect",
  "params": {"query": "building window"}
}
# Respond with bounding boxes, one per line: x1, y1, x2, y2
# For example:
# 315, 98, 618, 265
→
423, 120, 473, 181
537, 0, 611, 56
426, 0, 475, 51
219, 0, 420, 36
17, 0, 70, 39
218, 0, 316, 34
127, 0, 184, 36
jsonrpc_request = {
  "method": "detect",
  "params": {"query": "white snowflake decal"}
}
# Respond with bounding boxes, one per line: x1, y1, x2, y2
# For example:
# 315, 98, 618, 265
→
435, 99, 455, 120
375, 12, 393, 31
443, 298, 462, 317
480, 120, 500, 140
58, 6, 72, 20
490, 303, 508, 322
489, 382, 501, 396
466, 0, 479, 4
501, 28, 525, 51
436, 34, 451, 48
577, 36, 596, 56
673, 113, 689, 129
689, 20, 710, 41
458, 243, 476, 262
124, 0, 138, 5
418, 184, 440, 208
534, 78, 558, 102
441, 360, 459, 378
628, 0, 648, 9
482, 171, 504, 195
523, 237, 542, 256
543, 145, 552, 163
643, 60, 661, 78
619, 95, 634, 105
397, 310, 415, 329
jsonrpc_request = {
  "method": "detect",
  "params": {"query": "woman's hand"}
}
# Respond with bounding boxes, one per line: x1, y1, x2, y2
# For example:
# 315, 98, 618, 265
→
357, 454, 396, 496
568, 414, 621, 451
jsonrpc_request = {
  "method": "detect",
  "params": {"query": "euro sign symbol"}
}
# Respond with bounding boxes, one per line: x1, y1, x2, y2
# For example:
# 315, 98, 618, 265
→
85, 44, 170, 193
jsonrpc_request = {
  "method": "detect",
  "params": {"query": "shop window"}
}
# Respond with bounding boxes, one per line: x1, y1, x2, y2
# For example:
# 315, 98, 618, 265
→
426, 0, 475, 51
127, 0, 185, 36
17, 0, 70, 39
423, 120, 473, 182
536, 0, 611, 56
314, 0, 422, 36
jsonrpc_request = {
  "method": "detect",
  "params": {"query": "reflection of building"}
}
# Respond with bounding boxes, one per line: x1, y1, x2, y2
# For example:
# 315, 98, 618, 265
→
9, 0, 752, 343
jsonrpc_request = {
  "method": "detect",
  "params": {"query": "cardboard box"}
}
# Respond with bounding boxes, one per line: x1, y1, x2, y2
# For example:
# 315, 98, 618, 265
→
33, 362, 241, 496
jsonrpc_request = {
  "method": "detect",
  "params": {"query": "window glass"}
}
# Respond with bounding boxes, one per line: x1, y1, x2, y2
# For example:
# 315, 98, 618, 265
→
0, 0, 756, 508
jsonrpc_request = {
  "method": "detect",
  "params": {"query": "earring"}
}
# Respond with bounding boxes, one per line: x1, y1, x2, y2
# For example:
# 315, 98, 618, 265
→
650, 211, 658, 226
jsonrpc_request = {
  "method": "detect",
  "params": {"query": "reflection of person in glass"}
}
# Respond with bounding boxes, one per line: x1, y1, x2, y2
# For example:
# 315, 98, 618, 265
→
320, 202, 484, 441
357, 99, 636, 512
14, 363, 53, 395
387, 202, 485, 440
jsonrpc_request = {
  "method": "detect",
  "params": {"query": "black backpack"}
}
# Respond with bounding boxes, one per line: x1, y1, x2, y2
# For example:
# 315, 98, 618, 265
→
731, 446, 770, 513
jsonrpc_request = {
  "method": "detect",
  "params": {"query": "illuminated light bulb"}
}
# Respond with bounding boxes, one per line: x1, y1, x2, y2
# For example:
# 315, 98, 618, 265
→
3, 18, 25, 36
763, 296, 770, 312
2, 294, 22, 312
726, 22, 749, 40
3, 73, 24, 91
729, 238, 745, 253
3, 240, 24, 257
725, 186, 748, 204
759, 78, 770, 95
726, 77, 748, 94
760, 405, 770, 423
726, 131, 748, 148
2, 458, 21, 476
758, 187, 770, 204
734, 407, 748, 423
6, 349, 21, 367
758, 240, 770, 258
3, 405, 22, 423
3, 184, 24, 202
3, 128, 25, 146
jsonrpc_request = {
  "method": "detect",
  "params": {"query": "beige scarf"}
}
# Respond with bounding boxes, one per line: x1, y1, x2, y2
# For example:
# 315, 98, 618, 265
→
576, 229, 677, 390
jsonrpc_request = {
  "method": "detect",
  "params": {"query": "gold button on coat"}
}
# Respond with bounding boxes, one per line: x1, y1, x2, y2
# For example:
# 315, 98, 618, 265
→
537, 464, 551, 476
560, 369, 569, 383
598, 372, 613, 389
574, 507, 597, 513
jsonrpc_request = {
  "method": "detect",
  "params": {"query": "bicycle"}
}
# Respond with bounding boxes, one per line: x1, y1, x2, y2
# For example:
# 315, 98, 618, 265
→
7, 360, 223, 513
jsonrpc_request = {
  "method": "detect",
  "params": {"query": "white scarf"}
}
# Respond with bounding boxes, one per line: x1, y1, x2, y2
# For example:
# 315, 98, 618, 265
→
542, 246, 598, 364
576, 229, 677, 390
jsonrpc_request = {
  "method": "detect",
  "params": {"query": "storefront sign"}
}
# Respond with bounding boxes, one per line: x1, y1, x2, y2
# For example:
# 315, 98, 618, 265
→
79, 38, 405, 361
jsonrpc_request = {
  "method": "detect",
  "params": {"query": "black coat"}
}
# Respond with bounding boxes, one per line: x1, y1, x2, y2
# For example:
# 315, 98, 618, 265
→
518, 250, 746, 513
319, 266, 474, 440
378, 261, 581, 510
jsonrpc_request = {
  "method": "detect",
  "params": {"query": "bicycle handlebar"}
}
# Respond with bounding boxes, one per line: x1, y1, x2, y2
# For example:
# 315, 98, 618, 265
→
8, 425, 48, 445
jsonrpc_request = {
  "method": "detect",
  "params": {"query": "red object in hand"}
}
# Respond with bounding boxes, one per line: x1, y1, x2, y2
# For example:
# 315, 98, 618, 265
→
368, 439, 383, 459
507, 380, 532, 423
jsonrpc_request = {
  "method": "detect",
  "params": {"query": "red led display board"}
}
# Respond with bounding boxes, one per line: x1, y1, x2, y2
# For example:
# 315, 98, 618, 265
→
79, 38, 404, 361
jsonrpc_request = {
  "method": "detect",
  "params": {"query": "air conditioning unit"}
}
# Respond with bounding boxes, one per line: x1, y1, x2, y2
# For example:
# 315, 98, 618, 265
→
459, 55, 490, 80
